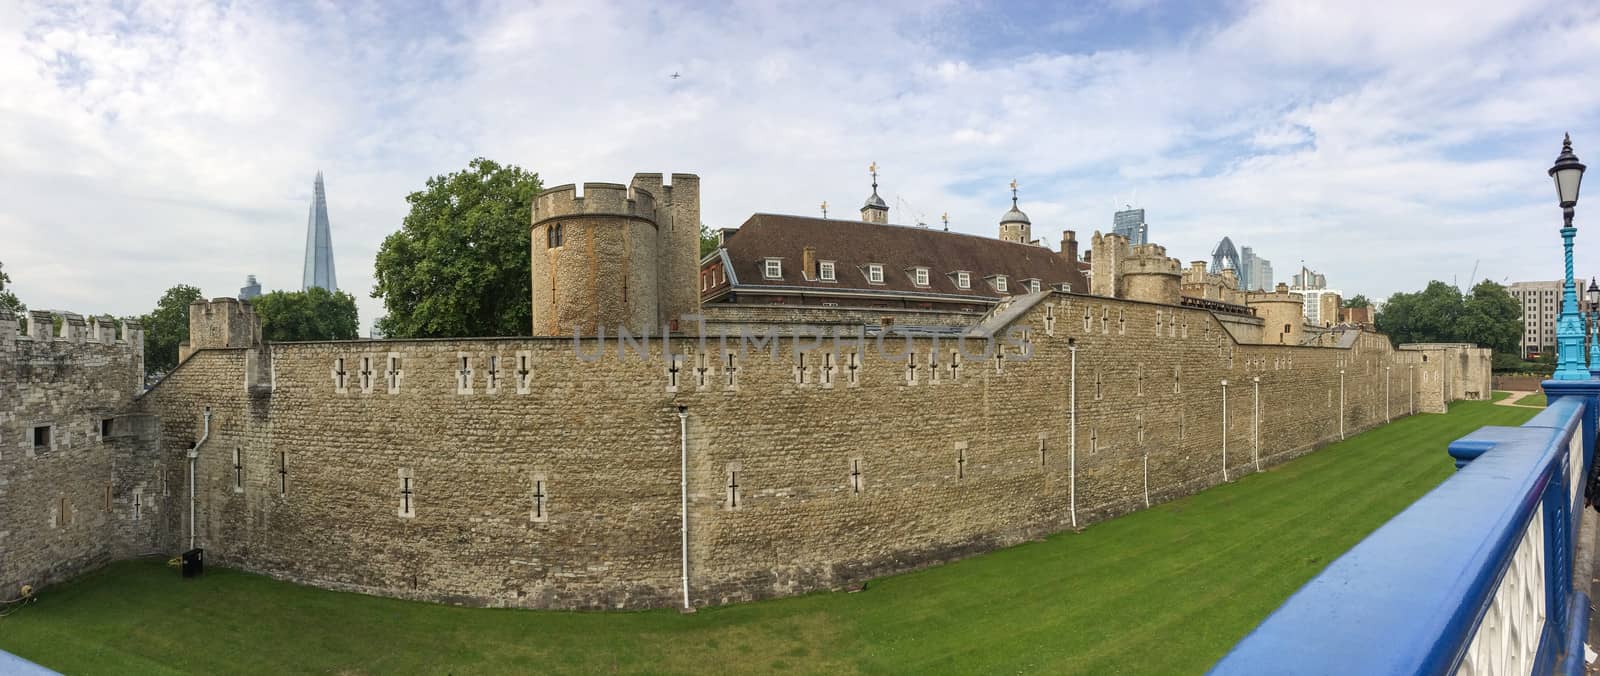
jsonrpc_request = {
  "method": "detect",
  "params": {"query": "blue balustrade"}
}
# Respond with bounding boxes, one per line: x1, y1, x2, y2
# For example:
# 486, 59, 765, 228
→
0, 648, 57, 675
1209, 382, 1600, 676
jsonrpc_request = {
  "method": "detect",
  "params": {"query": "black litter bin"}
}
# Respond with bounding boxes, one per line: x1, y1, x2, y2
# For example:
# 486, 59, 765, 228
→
181, 548, 204, 578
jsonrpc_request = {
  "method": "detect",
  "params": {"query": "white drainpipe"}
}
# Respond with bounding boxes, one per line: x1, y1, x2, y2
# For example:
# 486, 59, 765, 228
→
1221, 379, 1230, 482
1068, 340, 1078, 528
1385, 365, 1391, 421
1339, 369, 1346, 440
188, 407, 211, 550
677, 405, 690, 610
1252, 376, 1261, 472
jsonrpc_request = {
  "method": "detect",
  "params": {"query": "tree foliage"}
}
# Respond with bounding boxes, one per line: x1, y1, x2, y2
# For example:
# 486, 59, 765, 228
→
141, 284, 204, 375
700, 223, 720, 258
372, 158, 541, 338
1375, 280, 1523, 356
0, 259, 24, 316
1342, 294, 1371, 308
254, 287, 359, 342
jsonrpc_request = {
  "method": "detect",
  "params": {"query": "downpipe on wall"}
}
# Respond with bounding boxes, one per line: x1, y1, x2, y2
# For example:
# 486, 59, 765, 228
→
1339, 369, 1346, 440
189, 406, 211, 551
1068, 340, 1078, 529
1221, 379, 1230, 482
677, 405, 690, 611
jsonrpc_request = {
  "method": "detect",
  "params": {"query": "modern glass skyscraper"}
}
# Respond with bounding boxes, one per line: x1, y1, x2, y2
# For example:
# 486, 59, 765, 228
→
302, 171, 338, 291
1112, 208, 1148, 245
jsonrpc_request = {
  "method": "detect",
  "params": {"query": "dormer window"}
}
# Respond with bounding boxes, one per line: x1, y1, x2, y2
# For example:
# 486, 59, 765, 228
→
867, 264, 884, 284
994, 275, 1008, 293
1026, 279, 1041, 294
911, 267, 930, 287
955, 271, 971, 290
763, 259, 783, 280
819, 261, 836, 281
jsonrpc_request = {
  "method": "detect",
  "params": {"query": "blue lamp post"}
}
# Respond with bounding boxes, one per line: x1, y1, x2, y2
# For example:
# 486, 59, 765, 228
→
1588, 277, 1600, 371
1552, 134, 1589, 380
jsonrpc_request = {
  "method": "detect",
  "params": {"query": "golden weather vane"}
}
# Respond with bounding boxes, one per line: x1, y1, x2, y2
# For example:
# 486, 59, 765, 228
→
941, 212, 949, 231
821, 200, 828, 218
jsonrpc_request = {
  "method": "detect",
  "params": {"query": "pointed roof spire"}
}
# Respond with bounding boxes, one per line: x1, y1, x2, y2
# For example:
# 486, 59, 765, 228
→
862, 161, 887, 211
1000, 178, 1030, 225
302, 171, 338, 291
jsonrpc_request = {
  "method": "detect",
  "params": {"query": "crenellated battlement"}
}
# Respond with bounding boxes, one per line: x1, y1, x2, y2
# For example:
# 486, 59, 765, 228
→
0, 307, 143, 353
533, 182, 657, 226
180, 297, 261, 362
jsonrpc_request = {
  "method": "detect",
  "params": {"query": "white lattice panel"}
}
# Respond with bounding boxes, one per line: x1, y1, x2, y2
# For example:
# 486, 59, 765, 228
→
1570, 432, 1583, 505
1456, 503, 1546, 676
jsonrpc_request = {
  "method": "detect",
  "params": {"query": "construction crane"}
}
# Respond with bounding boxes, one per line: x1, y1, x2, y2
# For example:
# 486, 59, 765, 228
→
894, 194, 928, 228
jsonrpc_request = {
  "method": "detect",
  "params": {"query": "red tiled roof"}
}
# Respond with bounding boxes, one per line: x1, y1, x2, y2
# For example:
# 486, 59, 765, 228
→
715, 213, 1085, 300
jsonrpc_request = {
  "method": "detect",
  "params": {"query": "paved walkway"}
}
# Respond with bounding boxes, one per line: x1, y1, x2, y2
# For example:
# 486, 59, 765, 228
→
1496, 391, 1545, 409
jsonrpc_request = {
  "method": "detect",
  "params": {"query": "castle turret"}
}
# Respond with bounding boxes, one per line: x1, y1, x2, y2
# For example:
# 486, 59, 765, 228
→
860, 162, 888, 224
531, 173, 701, 336
1247, 283, 1306, 345
181, 297, 262, 362
1120, 243, 1182, 305
998, 180, 1031, 244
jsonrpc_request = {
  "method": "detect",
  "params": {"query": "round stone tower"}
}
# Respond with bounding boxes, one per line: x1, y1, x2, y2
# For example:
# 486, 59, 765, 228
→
1119, 243, 1182, 305
531, 183, 661, 336
1247, 283, 1306, 345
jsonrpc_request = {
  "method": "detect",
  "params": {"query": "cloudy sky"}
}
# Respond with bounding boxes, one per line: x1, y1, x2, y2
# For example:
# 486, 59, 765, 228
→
4, 0, 1599, 332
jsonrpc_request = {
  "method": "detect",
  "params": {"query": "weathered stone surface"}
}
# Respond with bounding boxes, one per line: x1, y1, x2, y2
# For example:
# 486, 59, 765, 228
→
0, 310, 157, 596
117, 293, 1488, 610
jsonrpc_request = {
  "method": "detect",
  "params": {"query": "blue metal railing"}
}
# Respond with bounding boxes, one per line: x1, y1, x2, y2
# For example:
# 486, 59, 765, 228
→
0, 648, 58, 675
1209, 384, 1599, 675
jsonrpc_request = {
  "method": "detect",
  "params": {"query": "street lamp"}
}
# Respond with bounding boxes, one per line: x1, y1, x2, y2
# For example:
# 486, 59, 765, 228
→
1551, 134, 1588, 380
1587, 277, 1600, 368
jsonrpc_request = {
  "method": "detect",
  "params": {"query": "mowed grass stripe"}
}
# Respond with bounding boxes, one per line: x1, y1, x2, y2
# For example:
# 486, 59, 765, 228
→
0, 397, 1539, 675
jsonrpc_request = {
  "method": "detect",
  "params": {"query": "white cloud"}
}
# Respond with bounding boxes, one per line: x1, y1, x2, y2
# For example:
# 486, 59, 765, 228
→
3, 0, 1600, 331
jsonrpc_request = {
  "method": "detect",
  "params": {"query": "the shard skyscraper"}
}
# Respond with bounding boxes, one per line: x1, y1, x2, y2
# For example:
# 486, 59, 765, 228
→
302, 171, 338, 291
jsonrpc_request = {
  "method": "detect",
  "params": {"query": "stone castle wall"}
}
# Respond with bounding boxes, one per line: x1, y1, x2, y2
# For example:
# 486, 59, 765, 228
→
0, 309, 163, 597
124, 293, 1486, 610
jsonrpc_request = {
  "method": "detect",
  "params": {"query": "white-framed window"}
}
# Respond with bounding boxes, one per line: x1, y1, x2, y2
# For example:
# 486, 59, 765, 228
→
912, 267, 929, 287
867, 264, 884, 284
819, 260, 836, 281
763, 259, 782, 279
1027, 279, 1041, 293
995, 276, 1008, 293
956, 271, 971, 289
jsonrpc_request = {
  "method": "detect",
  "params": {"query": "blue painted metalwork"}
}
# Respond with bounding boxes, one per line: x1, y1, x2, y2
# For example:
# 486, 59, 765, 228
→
0, 648, 59, 675
1556, 224, 1588, 380
1208, 381, 1600, 675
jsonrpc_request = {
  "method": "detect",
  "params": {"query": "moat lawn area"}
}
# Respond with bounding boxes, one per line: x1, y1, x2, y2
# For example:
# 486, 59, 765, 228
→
0, 394, 1540, 675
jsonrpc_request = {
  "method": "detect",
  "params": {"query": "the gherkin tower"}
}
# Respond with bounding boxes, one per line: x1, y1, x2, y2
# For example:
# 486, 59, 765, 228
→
301, 171, 338, 291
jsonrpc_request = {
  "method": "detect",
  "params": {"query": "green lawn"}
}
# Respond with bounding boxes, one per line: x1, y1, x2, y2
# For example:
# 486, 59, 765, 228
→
1521, 392, 1548, 407
0, 397, 1541, 675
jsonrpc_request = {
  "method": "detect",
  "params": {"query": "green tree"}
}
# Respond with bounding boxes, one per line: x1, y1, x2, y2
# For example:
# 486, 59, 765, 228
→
700, 223, 720, 258
0, 259, 24, 316
372, 158, 541, 338
1342, 294, 1371, 308
141, 284, 204, 375
1457, 280, 1522, 356
1375, 281, 1464, 345
253, 287, 359, 342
